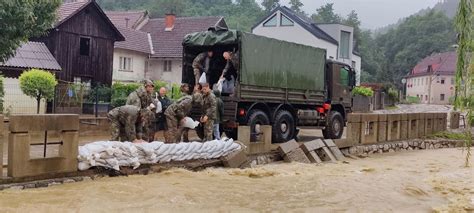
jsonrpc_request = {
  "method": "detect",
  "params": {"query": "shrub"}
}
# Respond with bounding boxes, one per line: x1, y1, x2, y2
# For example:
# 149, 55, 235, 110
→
387, 87, 399, 102
88, 84, 112, 103
111, 82, 140, 107
402, 96, 421, 104
352, 86, 374, 97
19, 69, 58, 113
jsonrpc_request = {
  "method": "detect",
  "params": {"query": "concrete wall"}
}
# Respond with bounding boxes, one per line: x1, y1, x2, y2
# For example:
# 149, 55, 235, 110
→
344, 113, 447, 147
112, 49, 148, 82
147, 58, 182, 84
406, 74, 455, 104
3, 77, 46, 114
351, 54, 361, 85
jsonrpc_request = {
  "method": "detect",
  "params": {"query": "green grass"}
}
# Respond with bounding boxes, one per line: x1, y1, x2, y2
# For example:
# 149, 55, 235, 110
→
385, 105, 399, 110
427, 131, 470, 140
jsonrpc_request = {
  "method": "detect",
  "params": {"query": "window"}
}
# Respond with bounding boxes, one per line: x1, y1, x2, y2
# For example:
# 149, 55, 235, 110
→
425, 95, 428, 101
451, 78, 454, 85
340, 67, 350, 86
263, 14, 277, 27
440, 94, 445, 101
421, 78, 424, 85
440, 78, 445, 84
119, 57, 132, 71
79, 37, 90, 56
163, 60, 172, 72
280, 14, 294, 26
339, 31, 351, 59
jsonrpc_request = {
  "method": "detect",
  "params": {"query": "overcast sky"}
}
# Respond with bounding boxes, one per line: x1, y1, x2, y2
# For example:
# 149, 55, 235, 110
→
275, 0, 441, 29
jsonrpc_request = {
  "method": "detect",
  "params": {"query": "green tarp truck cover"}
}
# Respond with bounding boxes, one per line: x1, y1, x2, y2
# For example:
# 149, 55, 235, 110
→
183, 30, 326, 91
240, 33, 326, 91
183, 30, 239, 47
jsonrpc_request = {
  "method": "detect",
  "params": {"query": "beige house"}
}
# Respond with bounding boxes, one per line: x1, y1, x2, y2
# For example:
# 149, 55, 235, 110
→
251, 6, 362, 85
107, 11, 227, 84
406, 52, 456, 105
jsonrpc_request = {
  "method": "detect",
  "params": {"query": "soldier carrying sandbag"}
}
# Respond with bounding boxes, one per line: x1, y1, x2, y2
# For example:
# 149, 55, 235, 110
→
127, 79, 155, 141
107, 105, 155, 143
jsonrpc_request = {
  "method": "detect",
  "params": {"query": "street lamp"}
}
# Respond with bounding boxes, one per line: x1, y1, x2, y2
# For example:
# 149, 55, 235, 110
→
401, 78, 407, 100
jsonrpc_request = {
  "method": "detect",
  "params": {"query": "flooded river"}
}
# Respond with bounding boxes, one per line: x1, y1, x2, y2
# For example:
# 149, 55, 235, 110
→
0, 148, 473, 212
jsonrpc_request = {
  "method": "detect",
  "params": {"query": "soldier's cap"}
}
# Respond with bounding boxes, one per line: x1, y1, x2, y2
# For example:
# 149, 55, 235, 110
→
143, 79, 154, 87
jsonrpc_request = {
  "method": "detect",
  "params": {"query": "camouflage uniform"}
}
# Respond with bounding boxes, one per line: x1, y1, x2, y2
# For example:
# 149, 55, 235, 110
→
200, 92, 217, 141
164, 95, 194, 143
126, 86, 154, 141
107, 105, 144, 142
192, 52, 211, 85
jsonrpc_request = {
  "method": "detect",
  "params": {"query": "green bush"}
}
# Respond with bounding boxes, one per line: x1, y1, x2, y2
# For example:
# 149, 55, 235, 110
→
352, 86, 374, 97
111, 82, 140, 107
88, 84, 112, 103
402, 96, 421, 104
0, 75, 4, 113
19, 69, 58, 113
387, 87, 399, 102
427, 131, 471, 140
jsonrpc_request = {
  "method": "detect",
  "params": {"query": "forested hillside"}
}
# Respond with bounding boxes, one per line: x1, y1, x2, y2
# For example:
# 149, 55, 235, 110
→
98, 0, 457, 87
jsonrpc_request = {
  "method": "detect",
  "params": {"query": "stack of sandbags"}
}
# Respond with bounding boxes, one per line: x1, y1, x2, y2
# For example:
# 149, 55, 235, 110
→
78, 138, 241, 171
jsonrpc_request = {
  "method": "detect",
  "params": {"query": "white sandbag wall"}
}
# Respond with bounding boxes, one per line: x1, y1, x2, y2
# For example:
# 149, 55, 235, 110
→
78, 139, 242, 171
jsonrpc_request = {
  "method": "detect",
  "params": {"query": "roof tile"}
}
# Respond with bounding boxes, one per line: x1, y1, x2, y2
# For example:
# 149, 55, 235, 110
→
115, 27, 152, 54
141, 16, 225, 58
409, 52, 457, 77
0, 42, 61, 71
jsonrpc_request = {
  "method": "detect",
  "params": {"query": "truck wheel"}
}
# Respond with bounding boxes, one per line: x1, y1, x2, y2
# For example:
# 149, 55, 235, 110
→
247, 109, 270, 142
272, 110, 296, 143
323, 111, 344, 139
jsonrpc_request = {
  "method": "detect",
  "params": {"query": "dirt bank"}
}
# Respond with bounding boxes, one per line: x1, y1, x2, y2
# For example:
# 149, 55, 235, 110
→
0, 148, 472, 212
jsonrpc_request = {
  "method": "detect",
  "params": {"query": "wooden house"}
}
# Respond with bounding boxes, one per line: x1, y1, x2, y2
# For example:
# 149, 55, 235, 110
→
32, 0, 124, 86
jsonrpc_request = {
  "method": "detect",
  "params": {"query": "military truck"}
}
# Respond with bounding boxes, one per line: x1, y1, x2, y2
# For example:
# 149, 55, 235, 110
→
182, 29, 356, 143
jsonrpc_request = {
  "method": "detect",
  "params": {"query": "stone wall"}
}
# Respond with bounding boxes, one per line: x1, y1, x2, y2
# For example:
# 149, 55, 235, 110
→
343, 139, 464, 156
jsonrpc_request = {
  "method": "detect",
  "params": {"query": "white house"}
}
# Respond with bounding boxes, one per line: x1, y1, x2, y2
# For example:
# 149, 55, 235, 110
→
112, 26, 154, 83
141, 15, 227, 84
252, 6, 362, 85
106, 11, 227, 84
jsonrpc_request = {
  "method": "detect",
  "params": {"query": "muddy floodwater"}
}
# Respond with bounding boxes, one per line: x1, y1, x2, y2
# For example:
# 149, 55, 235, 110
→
0, 148, 473, 212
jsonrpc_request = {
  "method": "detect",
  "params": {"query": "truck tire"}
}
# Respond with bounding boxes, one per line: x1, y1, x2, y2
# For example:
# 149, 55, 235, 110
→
247, 109, 270, 142
323, 111, 344, 139
272, 110, 296, 143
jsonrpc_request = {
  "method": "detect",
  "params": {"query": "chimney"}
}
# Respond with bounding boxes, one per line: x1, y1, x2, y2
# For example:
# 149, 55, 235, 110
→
125, 18, 130, 28
165, 13, 176, 31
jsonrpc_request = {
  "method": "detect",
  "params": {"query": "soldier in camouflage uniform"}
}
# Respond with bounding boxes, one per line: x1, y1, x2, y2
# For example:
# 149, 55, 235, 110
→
199, 82, 217, 142
126, 80, 155, 141
107, 105, 154, 142
164, 84, 200, 143
192, 51, 214, 85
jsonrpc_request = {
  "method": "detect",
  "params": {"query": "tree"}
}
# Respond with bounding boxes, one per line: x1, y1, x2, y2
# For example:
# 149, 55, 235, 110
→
289, 0, 303, 13
0, 0, 61, 62
374, 11, 456, 85
344, 10, 362, 50
454, 0, 473, 167
148, 0, 187, 17
311, 3, 341, 23
19, 69, 58, 114
261, 0, 280, 12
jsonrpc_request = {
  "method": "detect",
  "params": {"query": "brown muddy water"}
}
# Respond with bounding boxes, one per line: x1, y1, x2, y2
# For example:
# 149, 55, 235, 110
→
0, 148, 473, 212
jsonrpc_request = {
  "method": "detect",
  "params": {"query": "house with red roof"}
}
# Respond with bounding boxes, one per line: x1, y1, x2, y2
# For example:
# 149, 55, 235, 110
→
405, 51, 457, 104
106, 11, 227, 84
